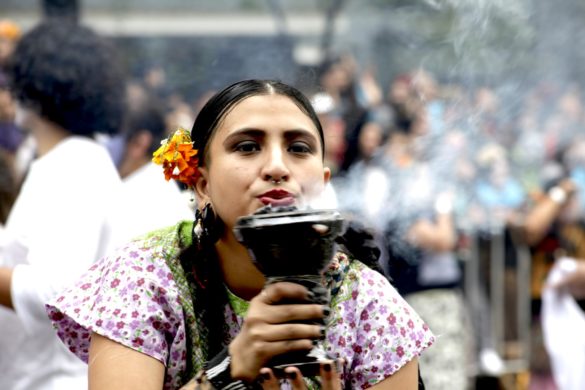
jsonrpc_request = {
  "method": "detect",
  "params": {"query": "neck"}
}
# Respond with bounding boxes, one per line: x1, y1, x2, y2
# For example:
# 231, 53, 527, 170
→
32, 118, 71, 157
215, 232, 265, 301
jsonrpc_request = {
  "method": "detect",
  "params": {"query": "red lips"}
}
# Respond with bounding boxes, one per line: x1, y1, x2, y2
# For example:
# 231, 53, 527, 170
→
258, 189, 295, 206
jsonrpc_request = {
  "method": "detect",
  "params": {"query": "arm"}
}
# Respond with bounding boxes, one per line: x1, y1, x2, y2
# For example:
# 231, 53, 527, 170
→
523, 180, 576, 246
0, 266, 13, 309
0, 231, 28, 310
88, 332, 166, 390
406, 192, 457, 252
368, 357, 419, 389
407, 213, 457, 252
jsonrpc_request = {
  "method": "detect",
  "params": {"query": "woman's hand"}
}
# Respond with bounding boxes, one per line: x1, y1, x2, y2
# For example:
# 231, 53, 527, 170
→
229, 282, 327, 382
259, 360, 343, 390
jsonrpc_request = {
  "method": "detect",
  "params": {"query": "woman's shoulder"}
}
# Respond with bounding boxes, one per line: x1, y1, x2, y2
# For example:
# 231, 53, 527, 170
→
46, 221, 193, 370
325, 252, 435, 387
330, 253, 403, 305
48, 221, 190, 313
327, 252, 388, 289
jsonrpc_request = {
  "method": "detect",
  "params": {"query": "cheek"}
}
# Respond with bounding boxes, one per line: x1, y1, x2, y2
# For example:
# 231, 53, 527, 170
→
299, 166, 328, 197
207, 164, 254, 223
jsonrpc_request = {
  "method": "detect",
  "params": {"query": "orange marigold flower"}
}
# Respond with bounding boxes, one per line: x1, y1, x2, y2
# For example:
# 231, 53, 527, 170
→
152, 127, 200, 187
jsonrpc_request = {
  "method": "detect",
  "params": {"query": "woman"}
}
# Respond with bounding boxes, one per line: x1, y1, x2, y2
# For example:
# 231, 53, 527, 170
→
0, 21, 124, 389
47, 80, 434, 389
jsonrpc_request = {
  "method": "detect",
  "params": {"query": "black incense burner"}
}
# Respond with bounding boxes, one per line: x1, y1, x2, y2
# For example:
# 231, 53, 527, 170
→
233, 205, 345, 378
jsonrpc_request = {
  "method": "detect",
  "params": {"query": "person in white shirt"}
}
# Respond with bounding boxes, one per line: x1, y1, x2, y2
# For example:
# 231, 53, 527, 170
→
107, 85, 194, 250
0, 20, 126, 390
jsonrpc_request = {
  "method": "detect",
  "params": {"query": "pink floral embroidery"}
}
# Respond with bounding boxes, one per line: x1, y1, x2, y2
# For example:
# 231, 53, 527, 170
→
46, 233, 435, 390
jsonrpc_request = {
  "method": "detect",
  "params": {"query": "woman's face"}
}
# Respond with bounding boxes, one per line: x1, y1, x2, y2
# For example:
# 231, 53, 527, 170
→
196, 93, 331, 232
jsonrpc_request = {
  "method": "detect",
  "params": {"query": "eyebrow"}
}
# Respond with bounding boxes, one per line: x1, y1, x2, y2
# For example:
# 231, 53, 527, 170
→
223, 127, 319, 145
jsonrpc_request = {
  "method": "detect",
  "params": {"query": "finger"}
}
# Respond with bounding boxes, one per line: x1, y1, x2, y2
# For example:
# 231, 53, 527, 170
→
259, 339, 316, 360
285, 367, 306, 390
259, 368, 280, 390
320, 360, 343, 390
259, 282, 312, 304
247, 303, 328, 324
251, 323, 325, 343
177, 377, 197, 390
312, 223, 329, 234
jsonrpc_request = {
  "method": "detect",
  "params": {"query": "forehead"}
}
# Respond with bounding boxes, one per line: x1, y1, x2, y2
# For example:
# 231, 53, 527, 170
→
217, 94, 319, 134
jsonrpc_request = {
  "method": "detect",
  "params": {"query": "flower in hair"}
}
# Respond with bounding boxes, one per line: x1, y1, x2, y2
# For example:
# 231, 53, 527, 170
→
152, 127, 200, 187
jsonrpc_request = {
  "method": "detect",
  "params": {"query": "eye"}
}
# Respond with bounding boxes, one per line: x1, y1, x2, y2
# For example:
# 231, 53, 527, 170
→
234, 140, 260, 154
288, 142, 313, 155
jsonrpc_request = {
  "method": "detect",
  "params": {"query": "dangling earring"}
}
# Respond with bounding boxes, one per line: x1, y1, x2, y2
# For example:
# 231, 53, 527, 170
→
193, 203, 223, 244
193, 210, 204, 240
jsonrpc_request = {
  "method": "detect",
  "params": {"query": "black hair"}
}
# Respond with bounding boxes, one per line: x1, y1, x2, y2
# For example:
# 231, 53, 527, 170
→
42, 0, 80, 22
391, 100, 420, 135
123, 96, 167, 155
191, 79, 325, 165
8, 21, 125, 136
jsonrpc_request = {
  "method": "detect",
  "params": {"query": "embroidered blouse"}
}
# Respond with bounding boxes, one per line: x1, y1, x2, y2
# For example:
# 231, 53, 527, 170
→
46, 222, 435, 389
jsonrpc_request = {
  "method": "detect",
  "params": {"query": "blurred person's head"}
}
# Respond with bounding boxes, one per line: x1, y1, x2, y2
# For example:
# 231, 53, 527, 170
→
557, 85, 583, 122
410, 68, 438, 103
356, 106, 392, 162
165, 101, 195, 137
144, 65, 166, 91
474, 86, 499, 114
42, 0, 80, 23
387, 73, 412, 105
311, 92, 346, 174
318, 55, 354, 95
140, 63, 172, 102
118, 92, 167, 179
391, 97, 427, 137
357, 121, 384, 162
8, 21, 126, 139
126, 81, 150, 112
0, 20, 21, 68
476, 143, 511, 187
0, 20, 24, 159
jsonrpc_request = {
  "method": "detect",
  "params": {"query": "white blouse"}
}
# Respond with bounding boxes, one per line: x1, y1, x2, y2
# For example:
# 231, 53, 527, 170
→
0, 136, 121, 390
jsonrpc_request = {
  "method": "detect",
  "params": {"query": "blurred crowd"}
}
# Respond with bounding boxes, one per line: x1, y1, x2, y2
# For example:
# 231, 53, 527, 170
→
305, 54, 585, 390
1, 13, 585, 390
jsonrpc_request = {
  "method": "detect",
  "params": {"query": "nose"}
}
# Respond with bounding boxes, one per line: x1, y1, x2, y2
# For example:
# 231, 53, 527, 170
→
261, 144, 290, 184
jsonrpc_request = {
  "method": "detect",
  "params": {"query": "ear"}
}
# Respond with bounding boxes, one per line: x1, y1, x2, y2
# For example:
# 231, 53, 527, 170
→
193, 166, 210, 208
